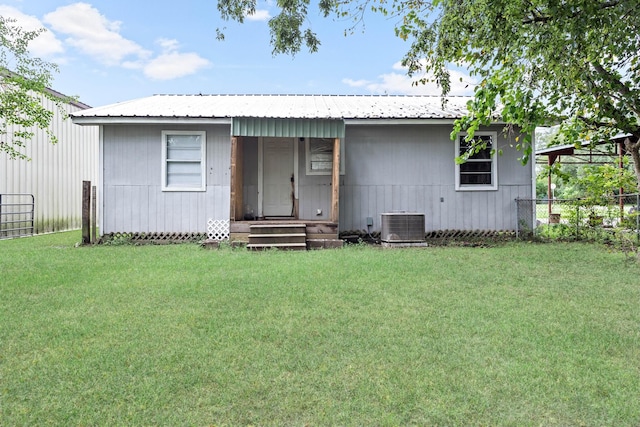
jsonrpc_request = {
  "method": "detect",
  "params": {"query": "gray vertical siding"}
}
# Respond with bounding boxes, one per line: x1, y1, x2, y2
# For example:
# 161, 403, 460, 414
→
0, 95, 99, 234
240, 125, 531, 230
101, 124, 230, 234
101, 121, 530, 234
297, 143, 334, 219
339, 124, 531, 232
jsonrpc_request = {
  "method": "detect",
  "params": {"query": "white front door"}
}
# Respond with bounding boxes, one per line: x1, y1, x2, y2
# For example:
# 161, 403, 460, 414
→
263, 138, 294, 217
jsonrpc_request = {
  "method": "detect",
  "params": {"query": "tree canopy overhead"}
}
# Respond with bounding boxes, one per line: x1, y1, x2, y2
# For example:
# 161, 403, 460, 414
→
1, 16, 66, 160
216, 0, 640, 190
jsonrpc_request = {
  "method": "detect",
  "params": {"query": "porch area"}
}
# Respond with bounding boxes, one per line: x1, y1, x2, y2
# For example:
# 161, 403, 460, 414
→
227, 118, 344, 250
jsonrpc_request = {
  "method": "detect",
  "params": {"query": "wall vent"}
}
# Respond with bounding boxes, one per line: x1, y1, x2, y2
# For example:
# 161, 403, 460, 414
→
381, 212, 425, 243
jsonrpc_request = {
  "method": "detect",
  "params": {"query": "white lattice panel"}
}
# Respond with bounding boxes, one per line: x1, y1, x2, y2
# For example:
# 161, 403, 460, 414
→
207, 219, 230, 240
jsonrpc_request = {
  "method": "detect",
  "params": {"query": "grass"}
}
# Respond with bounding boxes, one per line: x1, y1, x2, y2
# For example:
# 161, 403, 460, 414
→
1, 232, 639, 426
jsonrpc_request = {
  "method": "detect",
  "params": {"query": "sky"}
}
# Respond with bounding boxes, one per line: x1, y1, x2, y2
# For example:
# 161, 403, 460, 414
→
0, 0, 476, 107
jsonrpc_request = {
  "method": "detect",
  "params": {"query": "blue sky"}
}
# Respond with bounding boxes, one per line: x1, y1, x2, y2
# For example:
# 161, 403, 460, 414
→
1, 0, 475, 107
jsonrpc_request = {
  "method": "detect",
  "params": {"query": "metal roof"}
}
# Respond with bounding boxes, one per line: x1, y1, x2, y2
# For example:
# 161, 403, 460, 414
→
536, 133, 633, 156
71, 94, 475, 124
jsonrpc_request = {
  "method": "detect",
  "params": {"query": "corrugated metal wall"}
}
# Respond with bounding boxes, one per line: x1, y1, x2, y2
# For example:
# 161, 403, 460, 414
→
233, 118, 344, 138
0, 94, 99, 234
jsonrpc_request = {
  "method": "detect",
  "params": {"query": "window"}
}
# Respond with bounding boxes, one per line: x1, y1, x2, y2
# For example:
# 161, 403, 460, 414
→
162, 130, 206, 191
455, 132, 498, 191
305, 138, 345, 175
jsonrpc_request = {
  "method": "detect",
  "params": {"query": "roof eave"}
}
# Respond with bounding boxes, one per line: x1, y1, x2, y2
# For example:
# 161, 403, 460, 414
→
71, 116, 232, 126
344, 118, 508, 125
72, 117, 507, 126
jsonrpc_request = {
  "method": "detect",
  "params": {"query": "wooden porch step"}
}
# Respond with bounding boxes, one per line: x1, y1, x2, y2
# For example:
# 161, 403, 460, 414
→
248, 223, 308, 250
249, 236, 306, 245
231, 221, 337, 235
250, 225, 305, 235
250, 223, 304, 227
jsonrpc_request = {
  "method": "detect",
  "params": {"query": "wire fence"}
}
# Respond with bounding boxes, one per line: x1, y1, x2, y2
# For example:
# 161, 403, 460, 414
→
516, 193, 640, 243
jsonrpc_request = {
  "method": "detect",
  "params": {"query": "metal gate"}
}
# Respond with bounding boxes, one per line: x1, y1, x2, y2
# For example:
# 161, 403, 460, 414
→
0, 194, 35, 239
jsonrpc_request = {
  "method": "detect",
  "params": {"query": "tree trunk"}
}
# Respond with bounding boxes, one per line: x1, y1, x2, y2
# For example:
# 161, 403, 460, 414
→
625, 137, 640, 193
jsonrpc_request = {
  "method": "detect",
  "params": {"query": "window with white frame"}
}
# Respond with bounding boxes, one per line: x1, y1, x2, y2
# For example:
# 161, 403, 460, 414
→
162, 130, 206, 191
455, 132, 498, 191
305, 138, 345, 175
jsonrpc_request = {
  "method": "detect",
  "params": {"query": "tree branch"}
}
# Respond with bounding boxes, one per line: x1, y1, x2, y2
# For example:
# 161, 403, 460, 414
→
591, 62, 634, 98
522, 1, 621, 24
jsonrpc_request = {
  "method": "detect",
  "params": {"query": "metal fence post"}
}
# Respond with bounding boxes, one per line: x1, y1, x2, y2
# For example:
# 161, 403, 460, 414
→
29, 194, 34, 236
575, 203, 580, 239
515, 198, 520, 239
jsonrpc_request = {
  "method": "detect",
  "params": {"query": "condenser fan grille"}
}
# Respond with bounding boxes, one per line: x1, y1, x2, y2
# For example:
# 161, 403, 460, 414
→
380, 213, 425, 243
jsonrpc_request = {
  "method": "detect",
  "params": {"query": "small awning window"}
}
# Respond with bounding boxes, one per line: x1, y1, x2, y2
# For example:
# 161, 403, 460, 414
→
232, 118, 345, 138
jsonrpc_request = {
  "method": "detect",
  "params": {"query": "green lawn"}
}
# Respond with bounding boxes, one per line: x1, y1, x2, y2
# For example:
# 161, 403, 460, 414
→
1, 232, 639, 426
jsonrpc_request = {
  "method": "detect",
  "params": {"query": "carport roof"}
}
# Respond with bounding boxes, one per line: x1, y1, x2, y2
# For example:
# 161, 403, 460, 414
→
536, 133, 634, 165
71, 94, 477, 124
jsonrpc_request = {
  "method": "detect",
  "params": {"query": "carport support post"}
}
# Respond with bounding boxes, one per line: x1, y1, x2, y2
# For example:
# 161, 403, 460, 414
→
82, 181, 91, 245
547, 154, 556, 216
331, 138, 340, 223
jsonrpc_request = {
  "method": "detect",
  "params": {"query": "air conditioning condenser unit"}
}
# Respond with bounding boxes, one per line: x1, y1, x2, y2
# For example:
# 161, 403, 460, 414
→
380, 212, 425, 243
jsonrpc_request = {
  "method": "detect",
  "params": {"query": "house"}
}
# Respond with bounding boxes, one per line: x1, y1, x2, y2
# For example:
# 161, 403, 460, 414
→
0, 88, 99, 238
70, 94, 534, 246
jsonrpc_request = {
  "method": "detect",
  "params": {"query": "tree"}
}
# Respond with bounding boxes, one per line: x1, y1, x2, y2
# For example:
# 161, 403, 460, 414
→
1, 16, 66, 160
216, 0, 640, 191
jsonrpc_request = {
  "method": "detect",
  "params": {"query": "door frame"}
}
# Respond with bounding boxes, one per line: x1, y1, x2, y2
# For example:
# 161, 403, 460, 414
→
257, 137, 299, 218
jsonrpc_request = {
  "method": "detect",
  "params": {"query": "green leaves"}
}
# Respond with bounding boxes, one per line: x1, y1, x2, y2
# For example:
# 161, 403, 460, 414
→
212, 0, 640, 188
416, 0, 640, 183
576, 161, 637, 207
268, 0, 323, 55
1, 17, 65, 160
217, 0, 257, 22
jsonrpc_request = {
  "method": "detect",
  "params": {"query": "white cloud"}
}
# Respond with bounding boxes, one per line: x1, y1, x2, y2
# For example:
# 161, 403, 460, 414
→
344, 61, 477, 96
143, 38, 211, 80
0, 6, 64, 57
157, 38, 180, 52
342, 78, 369, 88
246, 9, 271, 21
40, 3, 210, 81
43, 2, 150, 66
